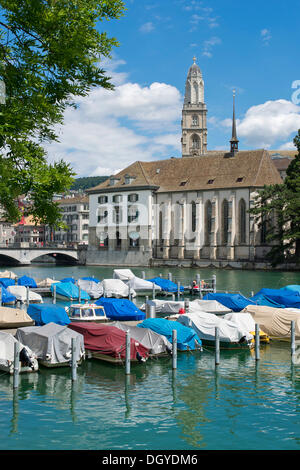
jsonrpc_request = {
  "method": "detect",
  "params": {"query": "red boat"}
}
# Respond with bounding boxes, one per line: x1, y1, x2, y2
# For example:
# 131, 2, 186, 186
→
68, 322, 149, 364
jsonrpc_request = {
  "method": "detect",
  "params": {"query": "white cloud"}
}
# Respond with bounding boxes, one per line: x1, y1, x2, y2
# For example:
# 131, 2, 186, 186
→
222, 99, 300, 148
139, 22, 155, 33
261, 28, 272, 45
45, 58, 182, 177
202, 36, 221, 58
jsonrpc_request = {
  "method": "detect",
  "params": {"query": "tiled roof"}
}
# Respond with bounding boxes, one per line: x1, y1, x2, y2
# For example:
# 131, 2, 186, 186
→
87, 150, 282, 194
55, 195, 89, 204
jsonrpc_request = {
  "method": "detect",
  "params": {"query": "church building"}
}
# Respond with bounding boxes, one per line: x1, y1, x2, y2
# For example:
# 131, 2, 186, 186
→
86, 59, 283, 268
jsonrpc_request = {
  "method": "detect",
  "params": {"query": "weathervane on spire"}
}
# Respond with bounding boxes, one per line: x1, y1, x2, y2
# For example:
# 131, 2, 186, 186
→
193, 56, 197, 63
230, 89, 239, 155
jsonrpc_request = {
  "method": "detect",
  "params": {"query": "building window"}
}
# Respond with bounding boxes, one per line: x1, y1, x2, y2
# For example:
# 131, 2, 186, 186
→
191, 134, 200, 149
205, 201, 212, 245
239, 199, 246, 244
97, 209, 108, 224
98, 196, 108, 204
128, 205, 139, 223
128, 193, 139, 203
113, 206, 122, 224
112, 194, 123, 203
192, 115, 198, 126
191, 201, 196, 233
222, 199, 229, 244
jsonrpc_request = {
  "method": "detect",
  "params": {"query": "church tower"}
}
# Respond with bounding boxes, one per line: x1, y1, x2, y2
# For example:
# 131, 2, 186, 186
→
181, 57, 207, 157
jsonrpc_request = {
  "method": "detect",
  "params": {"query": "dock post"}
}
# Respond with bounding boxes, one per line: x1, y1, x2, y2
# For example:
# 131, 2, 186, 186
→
152, 283, 156, 300
177, 281, 181, 301
255, 324, 260, 361
125, 330, 131, 375
13, 341, 20, 389
215, 327, 220, 366
149, 304, 156, 319
26, 286, 30, 306
196, 273, 200, 286
184, 298, 190, 313
212, 275, 217, 293
71, 338, 77, 381
168, 272, 172, 282
53, 285, 56, 304
145, 295, 149, 303
0, 287, 2, 307
172, 329, 177, 370
128, 289, 132, 302
291, 320, 296, 364
172, 293, 175, 301
78, 286, 81, 303
141, 271, 145, 279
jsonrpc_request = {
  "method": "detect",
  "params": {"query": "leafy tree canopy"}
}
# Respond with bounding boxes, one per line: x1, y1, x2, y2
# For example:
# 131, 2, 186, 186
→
249, 130, 300, 266
0, 0, 125, 226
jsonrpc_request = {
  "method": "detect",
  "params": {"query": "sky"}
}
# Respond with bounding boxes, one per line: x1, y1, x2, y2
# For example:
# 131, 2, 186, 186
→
46, 0, 300, 177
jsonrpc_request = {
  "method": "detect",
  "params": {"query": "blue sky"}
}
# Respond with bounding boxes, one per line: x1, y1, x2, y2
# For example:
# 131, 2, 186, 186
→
47, 0, 300, 176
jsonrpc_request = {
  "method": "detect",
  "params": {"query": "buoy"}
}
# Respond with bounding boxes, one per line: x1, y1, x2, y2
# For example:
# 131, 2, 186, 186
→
178, 308, 185, 315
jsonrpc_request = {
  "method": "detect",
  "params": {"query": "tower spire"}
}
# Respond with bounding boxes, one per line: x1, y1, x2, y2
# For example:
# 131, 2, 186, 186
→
230, 89, 239, 154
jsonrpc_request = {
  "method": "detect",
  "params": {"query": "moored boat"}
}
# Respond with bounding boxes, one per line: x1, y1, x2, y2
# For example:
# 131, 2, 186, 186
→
0, 306, 34, 329
67, 303, 108, 322
0, 331, 39, 374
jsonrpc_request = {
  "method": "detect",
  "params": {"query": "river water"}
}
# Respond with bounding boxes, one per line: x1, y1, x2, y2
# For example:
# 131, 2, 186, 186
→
1, 263, 300, 451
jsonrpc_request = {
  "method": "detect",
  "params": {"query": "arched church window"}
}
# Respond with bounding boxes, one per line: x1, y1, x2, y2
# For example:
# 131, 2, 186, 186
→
239, 199, 246, 244
222, 199, 229, 244
192, 115, 198, 126
191, 134, 200, 149
191, 201, 196, 233
205, 201, 212, 245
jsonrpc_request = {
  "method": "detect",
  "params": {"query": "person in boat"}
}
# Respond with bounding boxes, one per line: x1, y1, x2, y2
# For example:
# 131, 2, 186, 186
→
190, 280, 199, 295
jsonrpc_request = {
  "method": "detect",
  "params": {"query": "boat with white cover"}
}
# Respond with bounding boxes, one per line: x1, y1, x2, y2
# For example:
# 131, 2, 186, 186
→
7, 285, 43, 303
100, 279, 136, 298
77, 279, 103, 299
0, 331, 39, 374
141, 298, 232, 316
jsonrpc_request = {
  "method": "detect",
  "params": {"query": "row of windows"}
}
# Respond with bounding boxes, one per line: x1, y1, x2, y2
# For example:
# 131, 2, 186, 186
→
98, 206, 139, 224
98, 194, 139, 204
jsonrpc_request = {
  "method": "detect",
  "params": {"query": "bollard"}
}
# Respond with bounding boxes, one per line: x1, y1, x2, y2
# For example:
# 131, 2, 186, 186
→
172, 293, 175, 301
215, 327, 220, 365
141, 271, 145, 279
145, 302, 150, 319
13, 341, 20, 389
255, 324, 260, 361
212, 275, 217, 293
159, 273, 162, 278
71, 338, 77, 381
172, 329, 177, 370
78, 286, 81, 303
145, 295, 149, 303
196, 274, 200, 286
149, 304, 156, 319
168, 272, 172, 282
291, 320, 296, 364
26, 286, 30, 306
184, 298, 190, 313
152, 283, 156, 300
177, 281, 181, 301
0, 286, 2, 307
53, 285, 56, 304
125, 331, 131, 375
128, 289, 132, 302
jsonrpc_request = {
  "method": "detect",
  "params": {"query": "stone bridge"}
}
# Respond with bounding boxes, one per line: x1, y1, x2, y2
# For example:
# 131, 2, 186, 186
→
0, 247, 83, 265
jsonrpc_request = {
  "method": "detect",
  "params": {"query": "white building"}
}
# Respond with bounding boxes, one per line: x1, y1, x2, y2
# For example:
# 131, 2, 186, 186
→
86, 59, 283, 267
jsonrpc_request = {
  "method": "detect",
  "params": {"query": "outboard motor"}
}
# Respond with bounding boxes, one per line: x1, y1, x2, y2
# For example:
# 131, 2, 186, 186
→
238, 336, 247, 344
19, 347, 35, 369
136, 351, 146, 363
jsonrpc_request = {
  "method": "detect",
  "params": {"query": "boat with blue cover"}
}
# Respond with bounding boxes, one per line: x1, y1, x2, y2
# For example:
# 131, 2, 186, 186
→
203, 293, 256, 312
0, 286, 16, 304
17, 275, 37, 288
27, 303, 71, 326
95, 298, 146, 321
50, 281, 90, 301
252, 288, 300, 309
0, 278, 15, 288
147, 277, 184, 294
137, 318, 202, 351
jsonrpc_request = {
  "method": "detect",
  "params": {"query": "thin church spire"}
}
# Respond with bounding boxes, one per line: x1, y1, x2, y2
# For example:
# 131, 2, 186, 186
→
230, 89, 239, 154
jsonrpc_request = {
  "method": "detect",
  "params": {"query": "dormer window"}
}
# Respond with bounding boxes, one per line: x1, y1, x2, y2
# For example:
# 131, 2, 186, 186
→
124, 174, 135, 185
236, 177, 244, 182
109, 176, 120, 186
207, 179, 214, 184
179, 181, 187, 186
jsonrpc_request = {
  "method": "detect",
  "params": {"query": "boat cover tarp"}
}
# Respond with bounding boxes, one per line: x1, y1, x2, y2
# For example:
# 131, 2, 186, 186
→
203, 293, 256, 312
147, 277, 184, 293
37, 278, 57, 287
177, 312, 253, 343
17, 275, 37, 288
0, 331, 38, 372
68, 322, 149, 360
7, 285, 43, 303
252, 289, 300, 309
249, 293, 285, 308
140, 298, 232, 315
16, 323, 84, 365
0, 278, 15, 288
95, 298, 145, 321
127, 276, 161, 292
0, 306, 34, 328
81, 277, 101, 283
60, 277, 76, 284
50, 282, 90, 301
0, 286, 16, 304
100, 279, 135, 298
113, 269, 136, 281
27, 304, 70, 326
77, 279, 103, 299
223, 312, 257, 335
242, 304, 300, 339
0, 270, 17, 279
111, 321, 172, 355
280, 285, 300, 295
137, 318, 202, 351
